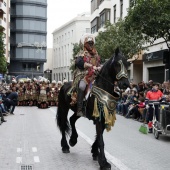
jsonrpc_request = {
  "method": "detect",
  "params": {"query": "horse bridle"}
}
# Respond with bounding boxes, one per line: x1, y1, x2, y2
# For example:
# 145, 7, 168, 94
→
95, 59, 128, 86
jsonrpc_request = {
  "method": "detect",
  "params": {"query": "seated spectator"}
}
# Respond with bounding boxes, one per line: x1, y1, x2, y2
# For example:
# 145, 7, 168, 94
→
137, 97, 146, 122
123, 90, 138, 117
0, 99, 7, 123
4, 92, 18, 114
0, 110, 7, 124
0, 98, 9, 116
117, 92, 127, 115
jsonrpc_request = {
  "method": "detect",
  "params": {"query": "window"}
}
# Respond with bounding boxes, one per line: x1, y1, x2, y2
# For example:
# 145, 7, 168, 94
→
65, 33, 67, 40
22, 63, 40, 71
107, 10, 110, 21
113, 5, 116, 23
91, 17, 99, 33
120, 0, 123, 19
91, 0, 99, 13
100, 13, 105, 28
91, 26, 97, 34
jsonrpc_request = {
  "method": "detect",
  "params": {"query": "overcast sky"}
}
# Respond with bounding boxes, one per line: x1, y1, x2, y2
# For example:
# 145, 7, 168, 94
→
47, 0, 90, 48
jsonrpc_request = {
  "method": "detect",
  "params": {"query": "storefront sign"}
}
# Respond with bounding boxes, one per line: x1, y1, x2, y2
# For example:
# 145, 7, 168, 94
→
143, 49, 167, 62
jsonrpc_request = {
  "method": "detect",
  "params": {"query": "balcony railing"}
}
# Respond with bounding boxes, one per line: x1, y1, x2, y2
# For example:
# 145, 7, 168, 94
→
0, 2, 7, 14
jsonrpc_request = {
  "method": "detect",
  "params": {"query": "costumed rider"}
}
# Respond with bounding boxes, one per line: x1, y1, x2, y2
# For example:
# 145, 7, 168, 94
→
75, 33, 101, 117
145, 82, 165, 133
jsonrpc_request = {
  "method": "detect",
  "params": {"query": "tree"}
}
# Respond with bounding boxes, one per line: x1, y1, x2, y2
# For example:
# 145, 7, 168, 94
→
0, 30, 7, 74
124, 0, 170, 49
95, 21, 146, 60
69, 42, 83, 73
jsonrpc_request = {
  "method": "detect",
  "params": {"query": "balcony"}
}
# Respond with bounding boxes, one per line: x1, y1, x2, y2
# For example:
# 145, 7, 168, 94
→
0, 18, 6, 29
0, 2, 7, 14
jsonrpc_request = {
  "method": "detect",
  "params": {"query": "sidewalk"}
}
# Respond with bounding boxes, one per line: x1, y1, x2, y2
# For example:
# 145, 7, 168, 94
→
0, 106, 117, 170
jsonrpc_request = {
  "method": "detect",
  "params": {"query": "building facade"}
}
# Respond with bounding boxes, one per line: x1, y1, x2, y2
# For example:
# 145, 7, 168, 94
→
52, 13, 90, 82
0, 0, 10, 63
9, 0, 47, 78
90, 0, 168, 84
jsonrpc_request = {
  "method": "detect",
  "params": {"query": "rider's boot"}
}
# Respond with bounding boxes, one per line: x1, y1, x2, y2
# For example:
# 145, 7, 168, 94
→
77, 89, 84, 117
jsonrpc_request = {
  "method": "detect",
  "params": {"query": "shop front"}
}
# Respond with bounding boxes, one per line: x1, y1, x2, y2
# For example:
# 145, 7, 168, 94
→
143, 49, 167, 83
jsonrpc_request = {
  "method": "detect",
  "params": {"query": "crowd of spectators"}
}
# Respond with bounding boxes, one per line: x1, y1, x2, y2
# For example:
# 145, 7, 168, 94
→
1, 79, 169, 126
115, 80, 170, 124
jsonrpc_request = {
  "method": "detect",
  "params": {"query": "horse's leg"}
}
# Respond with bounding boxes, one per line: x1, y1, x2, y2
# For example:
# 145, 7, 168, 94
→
57, 103, 70, 153
96, 120, 111, 170
91, 136, 99, 161
69, 113, 80, 147
61, 130, 70, 153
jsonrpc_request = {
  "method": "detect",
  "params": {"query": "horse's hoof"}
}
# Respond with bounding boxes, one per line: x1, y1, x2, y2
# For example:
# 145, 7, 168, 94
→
62, 148, 70, 153
100, 162, 111, 170
93, 156, 98, 161
69, 140, 75, 147
100, 167, 111, 170
69, 139, 77, 147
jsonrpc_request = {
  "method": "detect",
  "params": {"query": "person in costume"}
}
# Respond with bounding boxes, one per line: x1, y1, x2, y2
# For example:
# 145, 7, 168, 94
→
37, 78, 48, 108
17, 80, 25, 106
74, 33, 101, 117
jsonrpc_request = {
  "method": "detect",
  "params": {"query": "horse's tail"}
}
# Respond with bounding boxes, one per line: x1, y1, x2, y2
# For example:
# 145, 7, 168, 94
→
56, 85, 71, 136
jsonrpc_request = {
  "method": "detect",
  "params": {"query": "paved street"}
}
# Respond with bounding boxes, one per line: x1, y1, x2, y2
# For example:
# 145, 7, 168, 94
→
0, 106, 117, 170
0, 106, 170, 170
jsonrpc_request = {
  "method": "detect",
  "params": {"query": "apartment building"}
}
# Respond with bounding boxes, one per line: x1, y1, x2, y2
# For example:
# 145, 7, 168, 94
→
9, 0, 47, 78
0, 0, 10, 63
90, 0, 168, 84
52, 13, 90, 82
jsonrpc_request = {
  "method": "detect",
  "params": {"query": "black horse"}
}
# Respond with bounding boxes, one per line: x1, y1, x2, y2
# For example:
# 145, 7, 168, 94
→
56, 48, 130, 170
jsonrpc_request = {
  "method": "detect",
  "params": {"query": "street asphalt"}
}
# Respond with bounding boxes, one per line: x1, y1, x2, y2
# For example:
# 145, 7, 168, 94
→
0, 106, 118, 170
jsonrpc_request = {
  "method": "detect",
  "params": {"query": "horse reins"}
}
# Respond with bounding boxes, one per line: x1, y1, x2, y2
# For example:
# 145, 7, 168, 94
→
95, 70, 114, 86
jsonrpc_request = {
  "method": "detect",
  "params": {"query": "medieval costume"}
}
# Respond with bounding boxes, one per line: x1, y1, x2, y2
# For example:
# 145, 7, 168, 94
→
24, 79, 32, 106
17, 80, 25, 106
48, 80, 58, 106
29, 79, 38, 106
38, 79, 48, 109
72, 33, 101, 116
9, 80, 18, 92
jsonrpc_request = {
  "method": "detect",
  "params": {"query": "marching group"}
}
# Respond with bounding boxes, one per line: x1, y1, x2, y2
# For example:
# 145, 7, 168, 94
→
1, 78, 169, 130
0, 78, 67, 125
115, 80, 169, 133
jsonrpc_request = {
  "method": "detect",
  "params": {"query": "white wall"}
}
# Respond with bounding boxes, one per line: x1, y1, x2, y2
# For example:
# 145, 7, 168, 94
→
52, 13, 90, 81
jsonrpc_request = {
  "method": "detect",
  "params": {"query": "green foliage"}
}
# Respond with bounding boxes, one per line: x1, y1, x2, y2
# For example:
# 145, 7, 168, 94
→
95, 21, 146, 60
0, 31, 7, 74
125, 0, 170, 48
69, 43, 83, 73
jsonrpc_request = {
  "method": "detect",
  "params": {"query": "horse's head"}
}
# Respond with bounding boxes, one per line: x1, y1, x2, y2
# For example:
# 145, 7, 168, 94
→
95, 48, 130, 93
111, 48, 130, 89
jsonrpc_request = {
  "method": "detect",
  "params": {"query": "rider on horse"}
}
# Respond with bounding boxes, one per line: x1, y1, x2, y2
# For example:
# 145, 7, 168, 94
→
74, 34, 101, 117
